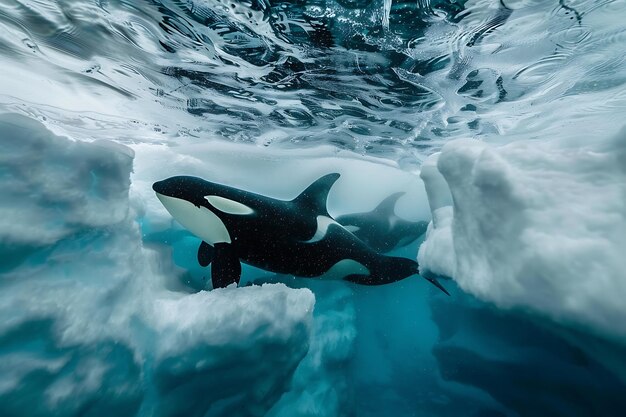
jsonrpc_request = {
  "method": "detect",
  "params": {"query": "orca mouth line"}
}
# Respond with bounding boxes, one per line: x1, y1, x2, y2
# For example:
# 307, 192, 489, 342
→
153, 180, 205, 207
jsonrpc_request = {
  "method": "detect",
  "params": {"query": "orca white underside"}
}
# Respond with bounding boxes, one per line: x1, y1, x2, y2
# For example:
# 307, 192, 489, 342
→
156, 193, 231, 244
314, 259, 370, 280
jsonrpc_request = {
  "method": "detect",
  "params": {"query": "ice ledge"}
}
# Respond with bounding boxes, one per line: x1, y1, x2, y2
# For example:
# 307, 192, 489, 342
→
418, 128, 626, 341
0, 113, 316, 416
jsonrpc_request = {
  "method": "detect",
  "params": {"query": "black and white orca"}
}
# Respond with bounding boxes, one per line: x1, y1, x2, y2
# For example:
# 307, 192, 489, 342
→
152, 173, 448, 294
336, 192, 428, 253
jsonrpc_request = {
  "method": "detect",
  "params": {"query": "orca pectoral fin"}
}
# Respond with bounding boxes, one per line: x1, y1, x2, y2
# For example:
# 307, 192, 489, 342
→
197, 241, 214, 267
211, 243, 241, 288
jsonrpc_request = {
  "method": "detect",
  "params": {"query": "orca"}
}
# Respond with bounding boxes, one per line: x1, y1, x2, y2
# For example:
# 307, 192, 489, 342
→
335, 192, 428, 253
152, 173, 448, 294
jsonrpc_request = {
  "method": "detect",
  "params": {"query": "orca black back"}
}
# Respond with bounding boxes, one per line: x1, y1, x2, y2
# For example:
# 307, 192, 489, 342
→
336, 192, 428, 253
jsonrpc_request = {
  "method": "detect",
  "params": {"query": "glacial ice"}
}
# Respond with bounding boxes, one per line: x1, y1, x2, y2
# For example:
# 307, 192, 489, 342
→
0, 114, 315, 417
419, 126, 626, 340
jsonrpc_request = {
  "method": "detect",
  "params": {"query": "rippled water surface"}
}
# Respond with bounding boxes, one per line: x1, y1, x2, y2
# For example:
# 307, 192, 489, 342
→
1, 0, 624, 166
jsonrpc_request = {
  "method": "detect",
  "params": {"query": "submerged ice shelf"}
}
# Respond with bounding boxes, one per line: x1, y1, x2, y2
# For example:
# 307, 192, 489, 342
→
418, 125, 626, 341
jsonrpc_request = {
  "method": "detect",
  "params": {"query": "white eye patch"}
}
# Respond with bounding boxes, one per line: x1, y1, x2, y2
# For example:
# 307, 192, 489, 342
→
156, 193, 231, 244
205, 195, 255, 215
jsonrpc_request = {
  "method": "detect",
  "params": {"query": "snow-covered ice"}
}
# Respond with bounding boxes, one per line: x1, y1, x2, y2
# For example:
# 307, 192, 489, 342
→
419, 125, 626, 340
0, 114, 315, 416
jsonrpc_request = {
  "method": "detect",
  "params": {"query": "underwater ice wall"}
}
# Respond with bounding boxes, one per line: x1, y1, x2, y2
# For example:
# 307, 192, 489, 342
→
0, 114, 316, 417
419, 126, 626, 340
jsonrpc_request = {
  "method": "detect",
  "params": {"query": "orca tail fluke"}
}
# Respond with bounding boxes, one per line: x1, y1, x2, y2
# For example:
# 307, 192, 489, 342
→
414, 262, 449, 295
425, 276, 450, 296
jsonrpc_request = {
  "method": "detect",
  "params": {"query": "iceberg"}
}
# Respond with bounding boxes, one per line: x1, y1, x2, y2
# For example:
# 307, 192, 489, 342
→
419, 126, 626, 340
0, 114, 315, 417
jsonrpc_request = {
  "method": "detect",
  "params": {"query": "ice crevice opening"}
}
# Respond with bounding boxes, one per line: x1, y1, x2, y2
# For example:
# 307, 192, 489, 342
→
418, 126, 626, 341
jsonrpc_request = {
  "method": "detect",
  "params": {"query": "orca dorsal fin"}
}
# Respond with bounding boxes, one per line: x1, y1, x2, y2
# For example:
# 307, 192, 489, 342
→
375, 191, 405, 216
292, 173, 340, 215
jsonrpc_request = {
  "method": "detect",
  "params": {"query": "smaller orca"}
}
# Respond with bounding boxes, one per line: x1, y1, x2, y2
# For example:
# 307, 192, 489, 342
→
336, 192, 428, 253
153, 174, 448, 295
